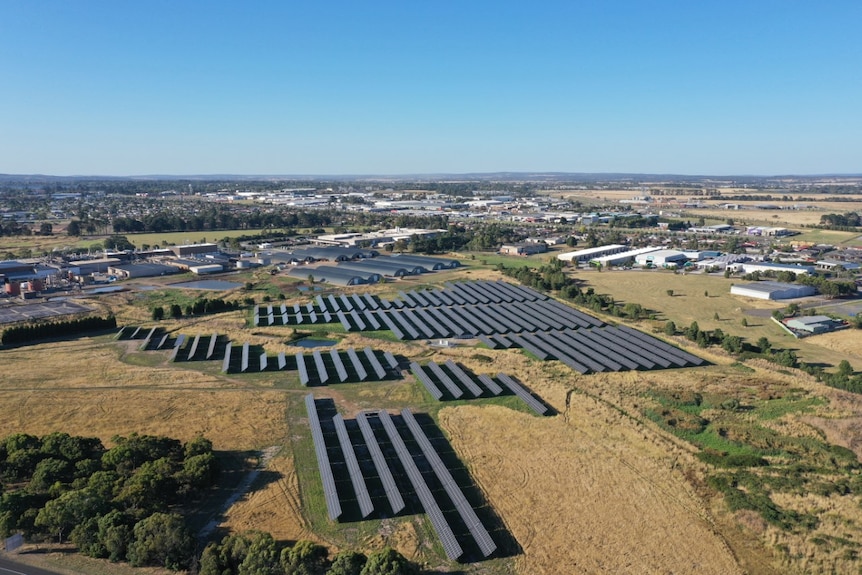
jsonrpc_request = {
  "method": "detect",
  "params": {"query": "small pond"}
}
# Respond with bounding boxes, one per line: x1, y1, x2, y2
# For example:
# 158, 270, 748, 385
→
292, 338, 337, 348
170, 280, 243, 291
86, 285, 126, 294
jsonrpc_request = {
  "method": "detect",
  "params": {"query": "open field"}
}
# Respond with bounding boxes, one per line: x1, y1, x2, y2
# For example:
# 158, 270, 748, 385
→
5, 264, 862, 574
572, 268, 862, 369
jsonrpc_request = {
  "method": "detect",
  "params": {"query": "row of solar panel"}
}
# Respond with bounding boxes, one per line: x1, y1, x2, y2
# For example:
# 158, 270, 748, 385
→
304, 396, 497, 561
221, 344, 398, 381
410, 362, 547, 415
506, 325, 705, 374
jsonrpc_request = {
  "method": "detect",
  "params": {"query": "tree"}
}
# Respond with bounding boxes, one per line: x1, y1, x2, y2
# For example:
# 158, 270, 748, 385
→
151, 306, 165, 321
666, 289, 674, 297
330, 551, 367, 575
360, 547, 416, 575
170, 304, 182, 319
838, 360, 854, 378
664, 321, 676, 336
127, 512, 193, 570
35, 489, 106, 543
741, 317, 748, 327
39, 222, 53, 235
757, 337, 771, 354
281, 540, 328, 575
67, 220, 82, 236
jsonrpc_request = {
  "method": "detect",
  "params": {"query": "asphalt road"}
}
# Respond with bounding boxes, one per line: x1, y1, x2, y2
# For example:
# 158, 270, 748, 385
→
0, 555, 63, 575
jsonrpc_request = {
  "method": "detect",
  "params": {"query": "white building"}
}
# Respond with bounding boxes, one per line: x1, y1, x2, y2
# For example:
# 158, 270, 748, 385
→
634, 249, 688, 268
557, 244, 627, 262
740, 262, 815, 276
591, 247, 661, 267
730, 281, 816, 300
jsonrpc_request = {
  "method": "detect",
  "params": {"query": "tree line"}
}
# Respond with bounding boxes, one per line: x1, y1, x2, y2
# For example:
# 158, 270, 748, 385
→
1, 314, 117, 346
0, 432, 218, 570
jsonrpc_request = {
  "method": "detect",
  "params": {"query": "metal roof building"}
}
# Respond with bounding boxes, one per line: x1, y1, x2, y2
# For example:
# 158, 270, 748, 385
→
786, 315, 839, 334
591, 246, 661, 266
730, 281, 816, 300
557, 244, 627, 262
390, 254, 462, 269
336, 260, 414, 277
287, 266, 367, 286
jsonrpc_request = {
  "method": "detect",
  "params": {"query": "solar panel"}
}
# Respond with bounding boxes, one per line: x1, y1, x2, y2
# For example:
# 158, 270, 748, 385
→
496, 373, 548, 415
330, 349, 349, 382
280, 304, 287, 315
511, 334, 552, 361
376, 410, 463, 561
240, 342, 250, 373
296, 353, 310, 386
422, 290, 444, 307
377, 312, 405, 340
168, 335, 186, 362
316, 295, 327, 311
187, 334, 201, 361
306, 302, 315, 314
259, 352, 268, 371
363, 293, 380, 310
267, 305, 273, 316
389, 311, 420, 339
277, 352, 287, 370
477, 373, 504, 396
322, 311, 332, 323
397, 291, 415, 307
349, 309, 367, 331
478, 335, 498, 349
252, 307, 260, 326
336, 311, 352, 332
434, 307, 477, 337
332, 414, 374, 518
355, 412, 405, 515
383, 351, 399, 370
435, 289, 456, 306
313, 350, 329, 384
457, 306, 493, 335
140, 327, 156, 350
537, 330, 622, 372
351, 293, 367, 311
464, 281, 497, 304
346, 347, 368, 381
295, 311, 305, 325
426, 361, 464, 399
601, 327, 671, 368
513, 302, 561, 330
206, 333, 218, 359
267, 313, 275, 326
377, 297, 392, 310
402, 309, 435, 339
400, 409, 497, 557
411, 308, 447, 338
479, 281, 514, 303
339, 294, 354, 311
304, 394, 343, 521
221, 342, 232, 373
363, 347, 387, 380
616, 325, 705, 366
116, 326, 129, 340
410, 362, 444, 400
327, 295, 340, 313
174, 334, 186, 348
282, 312, 289, 325
157, 333, 170, 350
493, 335, 513, 349
406, 291, 430, 307
424, 308, 460, 336
530, 332, 598, 373
362, 310, 381, 330
565, 329, 640, 371
443, 360, 484, 398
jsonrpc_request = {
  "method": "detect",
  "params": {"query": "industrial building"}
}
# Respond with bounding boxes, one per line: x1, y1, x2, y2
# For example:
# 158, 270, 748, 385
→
590, 247, 661, 267
107, 263, 180, 279
286, 266, 367, 286
499, 243, 548, 256
730, 281, 816, 300
557, 244, 627, 262
634, 249, 688, 268
739, 262, 815, 276
336, 260, 415, 278
390, 254, 461, 269
170, 243, 220, 257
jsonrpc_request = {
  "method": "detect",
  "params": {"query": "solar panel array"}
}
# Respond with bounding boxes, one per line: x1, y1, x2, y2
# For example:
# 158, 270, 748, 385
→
304, 394, 342, 521
304, 396, 497, 561
410, 361, 548, 415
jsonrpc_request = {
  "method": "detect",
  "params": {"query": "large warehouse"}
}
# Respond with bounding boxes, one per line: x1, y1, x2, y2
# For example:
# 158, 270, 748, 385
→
557, 244, 627, 262
634, 249, 687, 268
730, 281, 816, 300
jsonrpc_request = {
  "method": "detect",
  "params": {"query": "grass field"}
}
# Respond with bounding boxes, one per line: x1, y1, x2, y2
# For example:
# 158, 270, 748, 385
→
5, 265, 862, 574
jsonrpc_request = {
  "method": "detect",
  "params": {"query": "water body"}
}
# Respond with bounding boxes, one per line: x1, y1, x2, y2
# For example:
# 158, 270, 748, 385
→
170, 280, 243, 290
86, 286, 126, 294
292, 338, 337, 348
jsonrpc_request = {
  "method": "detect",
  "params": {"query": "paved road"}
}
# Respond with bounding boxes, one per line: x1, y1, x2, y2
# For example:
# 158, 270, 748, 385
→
0, 555, 63, 575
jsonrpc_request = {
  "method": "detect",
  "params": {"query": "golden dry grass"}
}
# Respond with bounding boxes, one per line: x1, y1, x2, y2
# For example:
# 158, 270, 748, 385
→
440, 404, 741, 575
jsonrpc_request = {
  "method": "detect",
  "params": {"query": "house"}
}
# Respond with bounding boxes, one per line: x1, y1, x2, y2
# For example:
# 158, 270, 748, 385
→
786, 315, 843, 334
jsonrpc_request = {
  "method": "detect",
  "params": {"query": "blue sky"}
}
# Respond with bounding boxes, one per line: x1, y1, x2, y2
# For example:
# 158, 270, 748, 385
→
1, 1, 860, 176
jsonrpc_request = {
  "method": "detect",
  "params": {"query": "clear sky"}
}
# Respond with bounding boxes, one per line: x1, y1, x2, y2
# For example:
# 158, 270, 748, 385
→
1, 1, 860, 176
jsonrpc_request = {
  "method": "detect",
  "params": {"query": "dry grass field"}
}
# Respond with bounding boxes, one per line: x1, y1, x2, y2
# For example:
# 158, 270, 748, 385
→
5, 265, 862, 574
